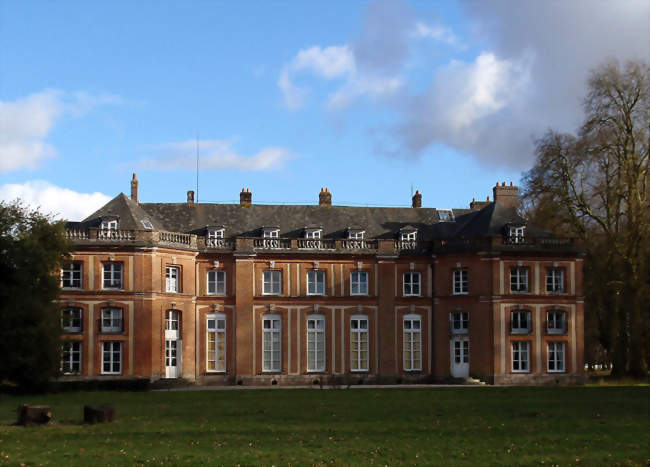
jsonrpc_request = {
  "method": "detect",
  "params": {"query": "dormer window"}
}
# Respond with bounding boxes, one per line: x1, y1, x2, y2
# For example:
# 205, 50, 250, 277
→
438, 209, 454, 222
508, 226, 526, 244
263, 228, 280, 238
141, 220, 153, 230
305, 228, 322, 239
208, 228, 225, 240
101, 219, 118, 230
401, 231, 416, 242
347, 229, 365, 240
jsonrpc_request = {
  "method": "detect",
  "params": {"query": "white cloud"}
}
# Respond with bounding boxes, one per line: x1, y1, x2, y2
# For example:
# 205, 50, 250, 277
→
292, 45, 356, 78
328, 75, 402, 110
412, 22, 458, 45
0, 180, 111, 221
0, 90, 122, 172
140, 139, 294, 171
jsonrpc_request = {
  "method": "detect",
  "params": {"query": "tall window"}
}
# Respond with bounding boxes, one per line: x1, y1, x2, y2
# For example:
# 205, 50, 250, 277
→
451, 311, 469, 334
207, 270, 226, 295
165, 310, 180, 331
510, 267, 528, 293
547, 310, 567, 335
403, 315, 421, 371
207, 314, 226, 372
511, 310, 531, 334
512, 341, 529, 372
263, 270, 282, 295
61, 262, 82, 288
262, 315, 281, 371
101, 308, 123, 333
61, 307, 82, 333
102, 262, 123, 289
453, 269, 468, 294
350, 316, 369, 371
350, 271, 368, 295
547, 342, 565, 372
546, 268, 565, 293
307, 270, 326, 295
307, 315, 325, 372
166, 266, 179, 293
403, 272, 421, 296
61, 341, 81, 374
101, 341, 121, 374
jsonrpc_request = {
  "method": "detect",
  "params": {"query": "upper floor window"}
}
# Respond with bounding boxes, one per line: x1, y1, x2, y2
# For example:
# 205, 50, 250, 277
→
307, 315, 326, 372
263, 228, 279, 238
102, 262, 123, 289
100, 219, 118, 230
451, 311, 469, 334
508, 226, 526, 243
61, 307, 82, 333
547, 310, 567, 335
207, 314, 226, 373
400, 231, 416, 242
165, 266, 179, 293
510, 267, 529, 293
511, 310, 531, 334
546, 268, 565, 293
101, 307, 123, 333
347, 229, 365, 240
207, 270, 226, 295
61, 262, 82, 288
453, 269, 468, 295
263, 270, 282, 295
165, 309, 180, 331
350, 316, 369, 372
403, 272, 421, 296
262, 315, 282, 372
307, 270, 326, 295
438, 209, 454, 222
403, 315, 421, 371
305, 228, 322, 239
350, 271, 369, 295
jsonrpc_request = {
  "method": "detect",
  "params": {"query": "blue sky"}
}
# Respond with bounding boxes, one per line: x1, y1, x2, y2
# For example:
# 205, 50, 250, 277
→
1, 0, 648, 220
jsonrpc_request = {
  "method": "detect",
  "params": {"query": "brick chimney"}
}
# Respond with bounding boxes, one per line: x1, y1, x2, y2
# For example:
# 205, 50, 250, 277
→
469, 196, 490, 211
240, 188, 252, 207
187, 190, 194, 205
493, 181, 519, 209
411, 190, 422, 208
130, 173, 138, 203
319, 187, 332, 206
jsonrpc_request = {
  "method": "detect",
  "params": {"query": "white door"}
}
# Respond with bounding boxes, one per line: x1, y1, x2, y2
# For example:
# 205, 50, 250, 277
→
165, 310, 181, 378
450, 337, 469, 378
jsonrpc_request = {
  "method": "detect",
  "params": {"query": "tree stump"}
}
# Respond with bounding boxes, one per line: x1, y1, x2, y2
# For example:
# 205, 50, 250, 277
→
84, 405, 116, 424
17, 404, 51, 426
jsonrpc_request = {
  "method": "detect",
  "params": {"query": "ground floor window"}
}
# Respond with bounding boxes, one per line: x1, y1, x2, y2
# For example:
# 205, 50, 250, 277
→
350, 315, 369, 371
512, 341, 529, 372
101, 341, 122, 374
307, 315, 325, 372
547, 342, 565, 372
61, 341, 81, 374
207, 314, 226, 372
403, 315, 421, 371
263, 315, 281, 371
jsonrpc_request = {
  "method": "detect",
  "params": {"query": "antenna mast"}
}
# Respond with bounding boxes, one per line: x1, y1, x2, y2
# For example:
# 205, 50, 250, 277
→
196, 133, 199, 203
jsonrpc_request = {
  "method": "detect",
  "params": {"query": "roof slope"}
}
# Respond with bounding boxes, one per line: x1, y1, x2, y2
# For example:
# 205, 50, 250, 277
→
79, 193, 166, 230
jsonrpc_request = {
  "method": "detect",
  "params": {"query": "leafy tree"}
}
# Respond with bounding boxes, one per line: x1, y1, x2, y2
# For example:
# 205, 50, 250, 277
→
0, 201, 70, 390
523, 59, 649, 377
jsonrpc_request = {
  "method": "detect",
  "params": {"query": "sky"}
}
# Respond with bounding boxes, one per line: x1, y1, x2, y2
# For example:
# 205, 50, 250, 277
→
1, 0, 649, 221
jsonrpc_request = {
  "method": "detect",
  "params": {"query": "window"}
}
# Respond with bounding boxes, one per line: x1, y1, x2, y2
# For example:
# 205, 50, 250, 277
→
61, 262, 82, 288
141, 220, 153, 230
510, 267, 528, 293
438, 209, 454, 222
165, 266, 179, 293
307, 315, 325, 372
207, 314, 226, 372
546, 268, 565, 293
451, 311, 469, 334
511, 310, 531, 334
547, 342, 565, 372
100, 219, 118, 230
101, 308, 123, 333
102, 262, 123, 289
207, 270, 226, 295
61, 341, 81, 374
307, 270, 326, 295
509, 226, 526, 243
348, 230, 365, 240
350, 271, 369, 295
61, 307, 82, 333
400, 231, 416, 241
512, 341, 529, 372
305, 229, 322, 239
350, 316, 369, 371
403, 272, 421, 296
165, 309, 180, 331
453, 269, 468, 295
101, 341, 122, 374
263, 229, 279, 238
208, 228, 225, 239
403, 315, 421, 371
262, 315, 281, 372
263, 270, 282, 295
547, 310, 567, 335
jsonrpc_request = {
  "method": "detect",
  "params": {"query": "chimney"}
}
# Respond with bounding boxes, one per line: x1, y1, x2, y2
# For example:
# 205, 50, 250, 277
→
319, 187, 332, 206
469, 196, 490, 211
493, 181, 519, 209
240, 188, 252, 207
187, 190, 194, 205
411, 190, 422, 208
130, 173, 138, 203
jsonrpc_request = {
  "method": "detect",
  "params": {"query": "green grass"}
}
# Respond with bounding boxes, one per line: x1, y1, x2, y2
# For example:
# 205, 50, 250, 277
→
0, 387, 648, 465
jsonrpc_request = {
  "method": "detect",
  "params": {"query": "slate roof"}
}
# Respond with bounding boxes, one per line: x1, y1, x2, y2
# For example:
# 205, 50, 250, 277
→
73, 193, 165, 231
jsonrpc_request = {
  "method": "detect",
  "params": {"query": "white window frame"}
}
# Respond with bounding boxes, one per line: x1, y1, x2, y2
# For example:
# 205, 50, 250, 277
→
307, 270, 326, 295
207, 270, 226, 295
165, 309, 180, 331
511, 310, 531, 334
450, 311, 469, 334
101, 307, 123, 333
61, 307, 82, 333
403, 272, 421, 296
546, 310, 567, 335
350, 271, 369, 296
305, 229, 322, 239
100, 219, 118, 230
262, 314, 282, 372
509, 226, 526, 243
206, 313, 226, 373
400, 231, 416, 242
141, 220, 153, 230
208, 228, 225, 239
547, 342, 565, 373
61, 341, 81, 375
307, 314, 326, 372
350, 315, 369, 372
510, 267, 529, 293
348, 230, 365, 240
165, 266, 179, 293
102, 262, 123, 289
546, 268, 565, 293
452, 269, 468, 295
438, 209, 454, 222
403, 314, 422, 371
61, 262, 82, 289
262, 270, 282, 295
263, 229, 279, 238
101, 341, 122, 375
512, 341, 530, 373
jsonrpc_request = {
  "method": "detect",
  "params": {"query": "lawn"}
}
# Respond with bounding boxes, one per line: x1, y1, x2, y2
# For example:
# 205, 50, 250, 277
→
0, 386, 648, 466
